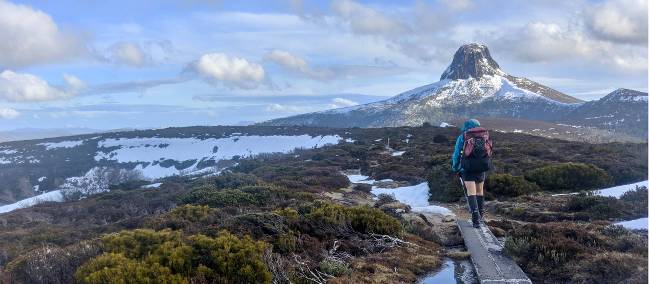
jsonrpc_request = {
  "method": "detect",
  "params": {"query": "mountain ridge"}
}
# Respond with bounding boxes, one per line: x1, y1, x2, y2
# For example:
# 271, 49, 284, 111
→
260, 43, 646, 139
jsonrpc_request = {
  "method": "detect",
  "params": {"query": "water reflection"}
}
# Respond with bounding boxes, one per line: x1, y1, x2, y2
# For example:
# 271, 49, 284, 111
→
418, 258, 478, 284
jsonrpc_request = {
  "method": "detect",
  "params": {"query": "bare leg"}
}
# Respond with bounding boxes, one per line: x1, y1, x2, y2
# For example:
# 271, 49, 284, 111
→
464, 181, 477, 196
476, 182, 484, 196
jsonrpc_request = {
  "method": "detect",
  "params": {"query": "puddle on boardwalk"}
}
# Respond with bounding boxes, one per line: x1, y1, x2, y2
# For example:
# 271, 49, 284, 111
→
418, 258, 478, 284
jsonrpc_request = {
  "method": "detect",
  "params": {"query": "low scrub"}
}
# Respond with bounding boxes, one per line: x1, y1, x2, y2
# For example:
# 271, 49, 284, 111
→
305, 202, 402, 236
525, 162, 612, 192
486, 174, 540, 198
426, 165, 463, 202
503, 222, 647, 283
75, 229, 271, 284
180, 185, 298, 208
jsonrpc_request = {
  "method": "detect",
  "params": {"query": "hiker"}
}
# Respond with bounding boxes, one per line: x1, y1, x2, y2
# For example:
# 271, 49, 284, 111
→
451, 119, 493, 228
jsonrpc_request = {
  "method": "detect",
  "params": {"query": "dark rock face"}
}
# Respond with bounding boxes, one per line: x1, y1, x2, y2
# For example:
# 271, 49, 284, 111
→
440, 43, 502, 80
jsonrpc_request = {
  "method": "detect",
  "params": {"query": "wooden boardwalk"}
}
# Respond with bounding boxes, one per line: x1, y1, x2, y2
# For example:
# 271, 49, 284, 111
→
457, 220, 531, 284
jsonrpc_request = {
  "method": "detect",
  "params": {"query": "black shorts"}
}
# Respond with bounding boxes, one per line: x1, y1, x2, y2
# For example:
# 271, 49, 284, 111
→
462, 171, 486, 183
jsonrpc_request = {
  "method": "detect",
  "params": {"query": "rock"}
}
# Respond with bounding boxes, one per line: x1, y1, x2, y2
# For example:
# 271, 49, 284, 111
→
442, 215, 456, 222
440, 43, 503, 80
402, 213, 463, 246
378, 201, 411, 215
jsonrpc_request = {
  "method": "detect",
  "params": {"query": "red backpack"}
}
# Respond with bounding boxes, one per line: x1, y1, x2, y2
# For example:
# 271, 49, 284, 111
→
461, 127, 493, 172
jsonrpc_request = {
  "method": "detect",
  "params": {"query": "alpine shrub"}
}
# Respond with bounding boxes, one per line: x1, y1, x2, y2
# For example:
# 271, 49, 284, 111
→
76, 229, 271, 284
525, 163, 612, 192
427, 165, 463, 202
306, 203, 402, 235
486, 174, 540, 198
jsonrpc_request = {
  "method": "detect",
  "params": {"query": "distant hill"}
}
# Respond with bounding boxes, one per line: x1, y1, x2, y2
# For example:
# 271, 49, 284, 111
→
260, 43, 647, 140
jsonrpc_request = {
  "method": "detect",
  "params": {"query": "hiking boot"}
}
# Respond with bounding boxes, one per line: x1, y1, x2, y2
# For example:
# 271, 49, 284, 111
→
471, 211, 481, 228
477, 196, 486, 222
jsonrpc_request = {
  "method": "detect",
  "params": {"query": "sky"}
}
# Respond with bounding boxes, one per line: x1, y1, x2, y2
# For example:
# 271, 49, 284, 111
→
0, 0, 646, 131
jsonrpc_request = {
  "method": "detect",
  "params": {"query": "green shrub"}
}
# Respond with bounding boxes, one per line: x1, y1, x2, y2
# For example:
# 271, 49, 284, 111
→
486, 174, 540, 198
375, 193, 397, 207
77, 229, 271, 284
206, 172, 259, 189
180, 185, 290, 208
565, 192, 623, 220
273, 207, 300, 222
525, 163, 613, 192
273, 233, 297, 253
306, 203, 402, 235
427, 165, 463, 202
319, 257, 350, 276
75, 253, 185, 284
170, 205, 214, 222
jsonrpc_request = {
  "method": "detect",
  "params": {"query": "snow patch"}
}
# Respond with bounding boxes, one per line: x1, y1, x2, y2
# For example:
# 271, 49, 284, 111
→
142, 183, 163, 189
372, 182, 454, 216
615, 218, 648, 230
95, 135, 342, 179
391, 151, 406, 156
39, 140, 84, 150
0, 190, 63, 214
595, 181, 648, 198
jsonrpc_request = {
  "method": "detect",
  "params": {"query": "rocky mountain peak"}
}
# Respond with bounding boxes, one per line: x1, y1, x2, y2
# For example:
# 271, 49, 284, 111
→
440, 43, 504, 80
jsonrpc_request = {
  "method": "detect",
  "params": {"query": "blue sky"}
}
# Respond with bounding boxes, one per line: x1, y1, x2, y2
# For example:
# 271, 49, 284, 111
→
0, 0, 646, 130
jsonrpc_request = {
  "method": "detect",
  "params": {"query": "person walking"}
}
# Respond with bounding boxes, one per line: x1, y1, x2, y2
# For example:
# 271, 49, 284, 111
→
451, 119, 493, 228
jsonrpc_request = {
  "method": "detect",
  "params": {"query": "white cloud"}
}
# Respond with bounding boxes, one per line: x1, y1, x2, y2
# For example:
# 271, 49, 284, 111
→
0, 1, 83, 67
584, 0, 648, 44
493, 22, 592, 62
193, 53, 266, 89
0, 107, 19, 119
331, 97, 358, 107
331, 0, 408, 36
264, 103, 313, 113
440, 0, 473, 10
264, 49, 334, 80
0, 70, 73, 102
109, 42, 147, 67
491, 21, 647, 72
63, 74, 85, 91
265, 50, 308, 72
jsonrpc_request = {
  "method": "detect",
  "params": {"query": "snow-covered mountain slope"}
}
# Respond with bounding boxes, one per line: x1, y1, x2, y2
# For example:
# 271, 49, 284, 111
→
261, 43, 583, 128
260, 44, 647, 140
562, 88, 648, 138
0, 126, 352, 204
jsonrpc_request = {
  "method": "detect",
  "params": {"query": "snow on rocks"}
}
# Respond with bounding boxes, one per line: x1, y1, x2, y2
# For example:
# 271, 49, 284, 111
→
0, 190, 63, 214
